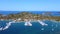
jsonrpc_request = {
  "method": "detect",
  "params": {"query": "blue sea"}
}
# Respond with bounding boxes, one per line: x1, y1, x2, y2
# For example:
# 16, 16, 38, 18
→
0, 11, 60, 34
0, 20, 60, 34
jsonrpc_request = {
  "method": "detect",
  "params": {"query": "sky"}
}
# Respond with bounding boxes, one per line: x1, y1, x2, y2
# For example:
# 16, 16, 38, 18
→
0, 0, 60, 11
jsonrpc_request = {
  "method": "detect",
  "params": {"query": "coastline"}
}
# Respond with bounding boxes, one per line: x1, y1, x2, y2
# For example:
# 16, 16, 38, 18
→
0, 18, 60, 22
0, 12, 60, 22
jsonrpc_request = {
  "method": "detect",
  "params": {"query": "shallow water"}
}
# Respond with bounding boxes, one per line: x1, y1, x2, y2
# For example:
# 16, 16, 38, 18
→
0, 20, 60, 34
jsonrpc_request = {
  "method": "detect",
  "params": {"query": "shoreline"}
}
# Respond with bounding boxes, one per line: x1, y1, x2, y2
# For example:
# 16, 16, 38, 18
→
0, 19, 60, 22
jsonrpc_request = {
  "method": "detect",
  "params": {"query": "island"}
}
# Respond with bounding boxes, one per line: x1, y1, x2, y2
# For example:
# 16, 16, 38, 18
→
0, 11, 60, 30
0, 11, 60, 22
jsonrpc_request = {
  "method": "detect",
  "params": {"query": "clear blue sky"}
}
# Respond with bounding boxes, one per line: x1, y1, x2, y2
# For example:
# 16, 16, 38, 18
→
0, 0, 60, 11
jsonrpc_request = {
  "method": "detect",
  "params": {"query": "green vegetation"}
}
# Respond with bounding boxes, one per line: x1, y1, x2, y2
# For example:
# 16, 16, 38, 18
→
0, 12, 60, 22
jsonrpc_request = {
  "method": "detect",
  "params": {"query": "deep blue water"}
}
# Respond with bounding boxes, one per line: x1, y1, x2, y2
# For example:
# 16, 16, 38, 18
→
0, 20, 60, 34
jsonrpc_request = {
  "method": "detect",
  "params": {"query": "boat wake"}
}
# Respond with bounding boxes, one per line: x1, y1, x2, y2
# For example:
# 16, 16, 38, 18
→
0, 20, 16, 31
37, 20, 48, 26
24, 19, 32, 26
0, 19, 48, 31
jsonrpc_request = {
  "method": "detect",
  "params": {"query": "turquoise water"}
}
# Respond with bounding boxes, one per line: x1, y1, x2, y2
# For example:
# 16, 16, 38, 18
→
0, 20, 60, 34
